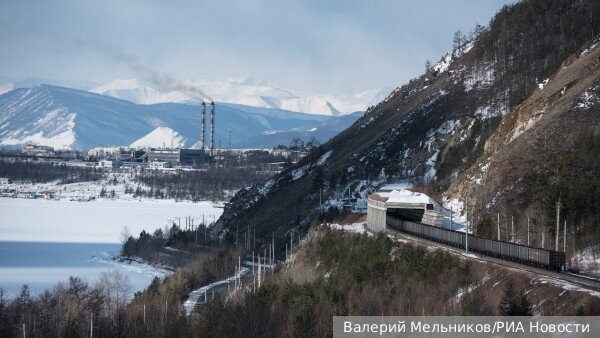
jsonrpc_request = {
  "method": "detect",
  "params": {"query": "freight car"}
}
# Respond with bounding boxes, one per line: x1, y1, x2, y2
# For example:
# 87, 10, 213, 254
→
387, 215, 565, 271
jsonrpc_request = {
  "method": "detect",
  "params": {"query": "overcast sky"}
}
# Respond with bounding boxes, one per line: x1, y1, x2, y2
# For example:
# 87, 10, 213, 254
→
0, 0, 515, 95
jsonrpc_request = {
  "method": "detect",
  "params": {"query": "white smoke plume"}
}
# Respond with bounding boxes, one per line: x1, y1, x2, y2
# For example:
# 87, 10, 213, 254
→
76, 38, 212, 101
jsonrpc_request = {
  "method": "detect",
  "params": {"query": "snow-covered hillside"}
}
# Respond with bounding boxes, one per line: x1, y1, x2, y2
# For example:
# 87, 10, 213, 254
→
90, 77, 392, 116
130, 127, 187, 148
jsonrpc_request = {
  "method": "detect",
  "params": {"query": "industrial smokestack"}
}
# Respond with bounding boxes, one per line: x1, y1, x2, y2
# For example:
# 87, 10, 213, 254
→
200, 102, 206, 150
210, 101, 215, 156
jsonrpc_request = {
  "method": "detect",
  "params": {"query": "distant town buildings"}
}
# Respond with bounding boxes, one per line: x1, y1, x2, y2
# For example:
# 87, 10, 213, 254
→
24, 143, 55, 156
2, 142, 310, 173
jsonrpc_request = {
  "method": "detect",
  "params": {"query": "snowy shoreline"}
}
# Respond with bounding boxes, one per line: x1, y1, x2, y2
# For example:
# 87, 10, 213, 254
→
91, 254, 174, 279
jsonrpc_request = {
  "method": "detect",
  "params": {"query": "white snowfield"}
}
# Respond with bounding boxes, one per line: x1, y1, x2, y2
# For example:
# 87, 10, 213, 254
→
0, 198, 222, 243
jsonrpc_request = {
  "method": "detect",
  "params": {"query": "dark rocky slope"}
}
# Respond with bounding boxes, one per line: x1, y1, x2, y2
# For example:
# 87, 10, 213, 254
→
214, 0, 600, 251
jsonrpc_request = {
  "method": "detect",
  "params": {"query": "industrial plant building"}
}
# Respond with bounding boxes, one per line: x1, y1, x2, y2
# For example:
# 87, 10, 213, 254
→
87, 101, 216, 168
145, 148, 205, 167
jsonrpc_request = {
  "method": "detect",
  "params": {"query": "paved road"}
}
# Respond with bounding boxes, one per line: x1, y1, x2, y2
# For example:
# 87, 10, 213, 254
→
385, 227, 600, 294
186, 257, 276, 315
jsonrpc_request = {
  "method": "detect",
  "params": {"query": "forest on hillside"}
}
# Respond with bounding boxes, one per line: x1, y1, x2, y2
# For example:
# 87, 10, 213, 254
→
6, 226, 591, 337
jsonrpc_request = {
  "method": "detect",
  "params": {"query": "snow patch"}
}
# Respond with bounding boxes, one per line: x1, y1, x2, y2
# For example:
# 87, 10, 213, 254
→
328, 222, 367, 234
577, 91, 596, 109
290, 165, 308, 181
258, 179, 275, 196
130, 127, 187, 148
433, 53, 453, 74
424, 150, 439, 182
317, 150, 332, 165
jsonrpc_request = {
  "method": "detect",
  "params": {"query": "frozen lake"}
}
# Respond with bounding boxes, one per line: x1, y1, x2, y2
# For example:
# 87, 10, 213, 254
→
0, 198, 222, 243
0, 198, 223, 297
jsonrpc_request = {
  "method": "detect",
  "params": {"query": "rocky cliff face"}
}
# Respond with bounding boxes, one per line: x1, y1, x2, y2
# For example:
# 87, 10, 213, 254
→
215, 0, 600, 250
446, 36, 600, 248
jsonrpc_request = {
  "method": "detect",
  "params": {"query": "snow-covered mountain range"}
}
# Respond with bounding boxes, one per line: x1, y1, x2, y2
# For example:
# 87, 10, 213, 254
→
1, 76, 391, 116
0, 84, 362, 150
89, 77, 391, 116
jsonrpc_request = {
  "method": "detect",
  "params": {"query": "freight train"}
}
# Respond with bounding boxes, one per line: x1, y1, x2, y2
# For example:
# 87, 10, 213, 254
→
387, 215, 566, 271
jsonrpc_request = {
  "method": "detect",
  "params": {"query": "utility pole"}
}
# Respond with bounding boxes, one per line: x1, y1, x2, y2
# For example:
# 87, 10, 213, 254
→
465, 200, 468, 253
450, 205, 453, 229
563, 220, 567, 252
143, 304, 146, 325
542, 231, 545, 249
497, 213, 500, 241
511, 215, 515, 242
90, 314, 93, 338
527, 218, 530, 246
258, 253, 261, 289
228, 129, 231, 152
556, 199, 562, 251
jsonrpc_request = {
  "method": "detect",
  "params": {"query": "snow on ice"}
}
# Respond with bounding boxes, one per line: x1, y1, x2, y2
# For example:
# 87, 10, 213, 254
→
0, 198, 222, 243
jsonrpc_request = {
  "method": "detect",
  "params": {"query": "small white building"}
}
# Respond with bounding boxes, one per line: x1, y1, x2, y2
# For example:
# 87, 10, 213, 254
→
98, 160, 122, 169
149, 161, 171, 169
367, 188, 444, 232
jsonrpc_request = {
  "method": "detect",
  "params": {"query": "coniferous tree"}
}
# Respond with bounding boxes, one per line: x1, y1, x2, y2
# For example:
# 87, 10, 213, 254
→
499, 278, 532, 316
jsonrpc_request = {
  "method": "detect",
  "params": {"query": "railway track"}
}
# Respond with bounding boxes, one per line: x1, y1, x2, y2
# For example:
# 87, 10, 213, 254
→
384, 226, 600, 295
